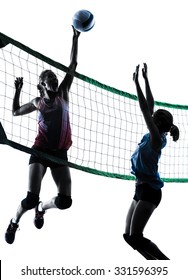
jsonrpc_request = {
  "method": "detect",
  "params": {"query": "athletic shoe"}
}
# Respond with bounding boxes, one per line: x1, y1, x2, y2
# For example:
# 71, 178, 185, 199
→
34, 202, 45, 229
5, 219, 19, 244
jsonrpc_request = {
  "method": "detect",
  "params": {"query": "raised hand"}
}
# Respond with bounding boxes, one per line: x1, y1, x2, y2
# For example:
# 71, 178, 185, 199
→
142, 63, 148, 79
72, 25, 80, 38
133, 65, 139, 83
14, 77, 23, 92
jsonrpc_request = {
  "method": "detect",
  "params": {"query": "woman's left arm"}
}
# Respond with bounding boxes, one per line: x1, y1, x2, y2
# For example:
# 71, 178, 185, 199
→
142, 63, 154, 115
13, 77, 39, 116
133, 65, 162, 151
58, 26, 80, 102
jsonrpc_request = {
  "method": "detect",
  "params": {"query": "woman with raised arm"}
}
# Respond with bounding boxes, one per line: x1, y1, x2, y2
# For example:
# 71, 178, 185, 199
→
5, 26, 80, 244
123, 64, 179, 259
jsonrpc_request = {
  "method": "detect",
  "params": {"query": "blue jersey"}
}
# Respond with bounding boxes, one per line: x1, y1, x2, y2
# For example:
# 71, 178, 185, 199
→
131, 133, 167, 189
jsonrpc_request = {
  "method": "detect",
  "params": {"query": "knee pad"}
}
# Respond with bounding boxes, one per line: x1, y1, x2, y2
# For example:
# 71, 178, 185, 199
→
21, 191, 39, 210
54, 194, 72, 210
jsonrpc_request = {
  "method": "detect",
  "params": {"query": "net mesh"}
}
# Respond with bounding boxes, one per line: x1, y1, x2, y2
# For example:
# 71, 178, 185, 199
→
0, 32, 188, 182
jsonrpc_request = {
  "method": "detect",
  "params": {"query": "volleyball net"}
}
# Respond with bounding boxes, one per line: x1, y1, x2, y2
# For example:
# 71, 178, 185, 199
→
0, 32, 187, 182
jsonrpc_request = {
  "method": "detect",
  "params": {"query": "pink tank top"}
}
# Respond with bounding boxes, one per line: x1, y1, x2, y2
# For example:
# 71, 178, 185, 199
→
34, 96, 72, 150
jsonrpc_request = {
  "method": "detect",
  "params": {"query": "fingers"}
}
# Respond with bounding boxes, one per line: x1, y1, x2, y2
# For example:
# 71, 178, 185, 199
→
133, 65, 139, 73
15, 77, 23, 84
15, 77, 23, 83
133, 65, 139, 81
143, 63, 147, 70
14, 77, 23, 90
142, 63, 148, 78
72, 25, 80, 37
16, 77, 23, 81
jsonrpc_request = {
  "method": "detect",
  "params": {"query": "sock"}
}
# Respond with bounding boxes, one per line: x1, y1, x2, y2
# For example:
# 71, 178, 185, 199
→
38, 202, 43, 212
12, 218, 18, 224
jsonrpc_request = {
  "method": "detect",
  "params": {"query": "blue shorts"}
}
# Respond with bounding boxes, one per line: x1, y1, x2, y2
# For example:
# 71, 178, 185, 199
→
133, 183, 162, 207
29, 147, 68, 169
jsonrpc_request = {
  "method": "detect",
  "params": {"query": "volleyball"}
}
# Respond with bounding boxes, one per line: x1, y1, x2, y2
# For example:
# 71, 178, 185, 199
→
72, 10, 95, 32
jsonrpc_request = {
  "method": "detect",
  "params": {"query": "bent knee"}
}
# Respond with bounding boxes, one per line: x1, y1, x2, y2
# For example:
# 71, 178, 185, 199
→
127, 234, 151, 250
54, 194, 72, 210
21, 191, 39, 210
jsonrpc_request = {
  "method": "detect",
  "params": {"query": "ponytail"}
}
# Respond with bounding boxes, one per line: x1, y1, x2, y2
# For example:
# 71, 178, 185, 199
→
170, 125, 180, 142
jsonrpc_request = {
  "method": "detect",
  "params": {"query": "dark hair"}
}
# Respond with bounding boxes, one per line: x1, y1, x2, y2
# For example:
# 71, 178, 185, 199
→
39, 70, 56, 81
153, 109, 179, 142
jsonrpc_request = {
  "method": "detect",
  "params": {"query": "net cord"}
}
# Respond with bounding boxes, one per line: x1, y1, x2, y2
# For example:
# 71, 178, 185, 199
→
0, 32, 188, 183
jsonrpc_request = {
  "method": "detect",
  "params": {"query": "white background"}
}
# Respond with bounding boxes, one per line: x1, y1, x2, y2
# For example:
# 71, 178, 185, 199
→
0, 0, 188, 279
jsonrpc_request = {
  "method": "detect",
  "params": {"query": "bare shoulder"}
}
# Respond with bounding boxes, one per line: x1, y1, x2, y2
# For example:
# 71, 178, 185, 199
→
31, 97, 41, 108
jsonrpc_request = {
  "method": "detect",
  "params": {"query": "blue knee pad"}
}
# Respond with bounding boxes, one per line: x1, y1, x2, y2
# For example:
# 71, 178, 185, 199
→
54, 194, 72, 209
21, 191, 39, 210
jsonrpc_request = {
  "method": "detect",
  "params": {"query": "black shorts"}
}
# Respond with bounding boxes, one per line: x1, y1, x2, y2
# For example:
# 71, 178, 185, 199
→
133, 183, 162, 207
29, 148, 68, 169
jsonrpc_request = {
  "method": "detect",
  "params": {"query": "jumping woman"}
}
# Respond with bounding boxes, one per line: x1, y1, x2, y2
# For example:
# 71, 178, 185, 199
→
123, 63, 179, 259
5, 26, 80, 244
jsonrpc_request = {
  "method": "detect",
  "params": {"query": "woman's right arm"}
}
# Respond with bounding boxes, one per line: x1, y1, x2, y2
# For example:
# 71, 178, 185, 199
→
13, 77, 39, 116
